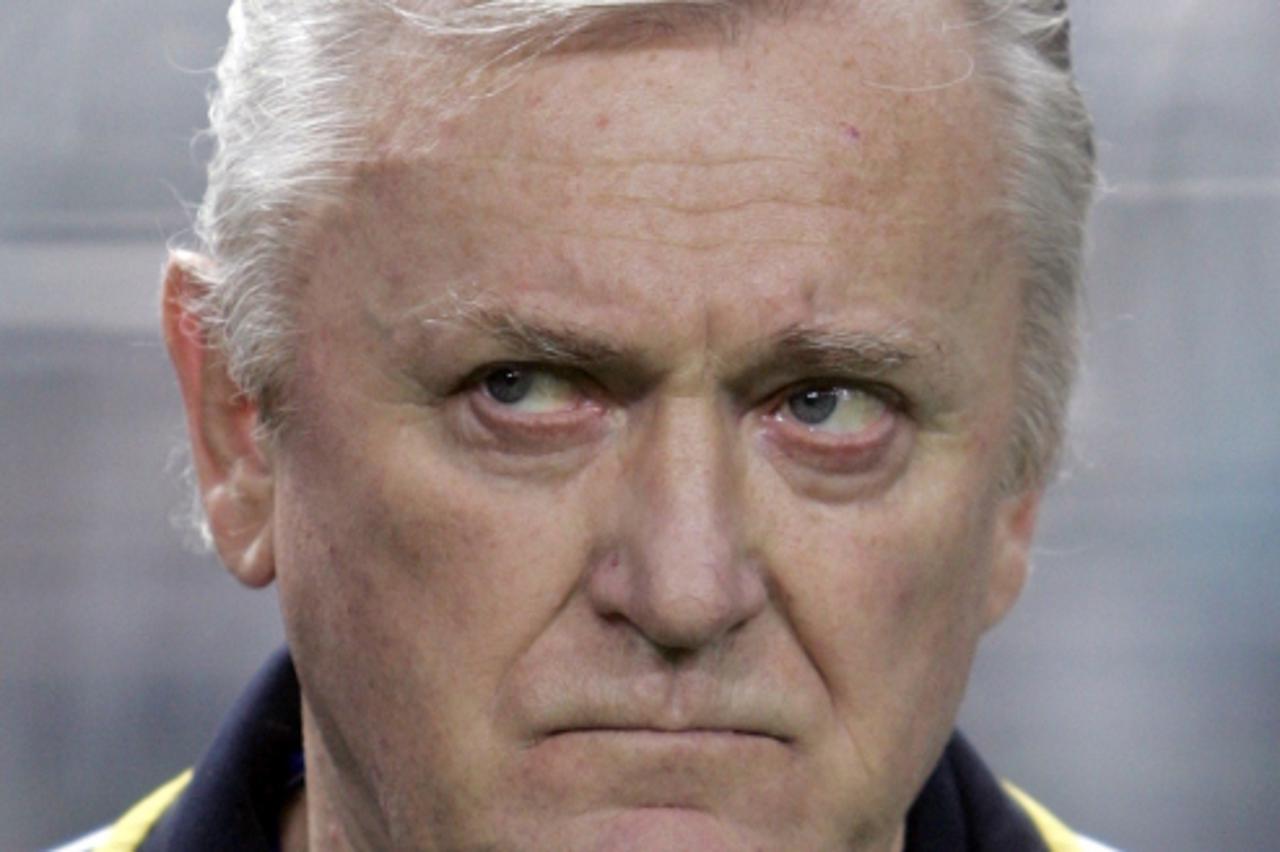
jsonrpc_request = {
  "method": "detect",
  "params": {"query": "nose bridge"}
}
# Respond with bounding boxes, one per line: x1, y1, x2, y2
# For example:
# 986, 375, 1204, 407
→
644, 395, 734, 555
595, 393, 765, 652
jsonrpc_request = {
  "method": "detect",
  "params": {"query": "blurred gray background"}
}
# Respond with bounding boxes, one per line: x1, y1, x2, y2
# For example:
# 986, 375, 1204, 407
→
2, 2, 1277, 849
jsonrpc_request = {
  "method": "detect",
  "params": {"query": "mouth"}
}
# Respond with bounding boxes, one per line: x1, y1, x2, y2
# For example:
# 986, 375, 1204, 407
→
520, 725, 797, 814
541, 726, 792, 745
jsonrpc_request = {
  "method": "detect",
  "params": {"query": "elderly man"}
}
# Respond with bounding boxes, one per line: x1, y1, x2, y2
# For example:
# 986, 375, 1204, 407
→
70, 0, 1104, 848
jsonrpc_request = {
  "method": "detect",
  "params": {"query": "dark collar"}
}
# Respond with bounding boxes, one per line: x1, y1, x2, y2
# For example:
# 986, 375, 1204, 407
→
905, 732, 1048, 851
142, 649, 1045, 851
141, 647, 300, 852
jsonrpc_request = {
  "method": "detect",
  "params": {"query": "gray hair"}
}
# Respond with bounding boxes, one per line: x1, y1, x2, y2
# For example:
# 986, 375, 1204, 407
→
186, 0, 1094, 492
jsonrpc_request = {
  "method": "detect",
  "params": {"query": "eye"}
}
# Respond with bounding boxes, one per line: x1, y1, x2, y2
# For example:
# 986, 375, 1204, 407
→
481, 365, 580, 413
780, 385, 889, 435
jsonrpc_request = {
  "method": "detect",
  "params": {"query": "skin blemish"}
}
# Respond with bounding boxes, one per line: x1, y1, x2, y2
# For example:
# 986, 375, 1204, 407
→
843, 124, 862, 143
800, 279, 819, 313
595, 113, 611, 131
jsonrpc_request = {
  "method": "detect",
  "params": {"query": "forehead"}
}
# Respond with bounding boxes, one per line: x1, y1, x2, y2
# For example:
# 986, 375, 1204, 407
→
314, 0, 1014, 359
374, 0, 1000, 178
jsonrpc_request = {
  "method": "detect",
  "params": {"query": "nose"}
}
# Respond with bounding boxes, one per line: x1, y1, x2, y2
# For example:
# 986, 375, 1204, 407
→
587, 396, 767, 656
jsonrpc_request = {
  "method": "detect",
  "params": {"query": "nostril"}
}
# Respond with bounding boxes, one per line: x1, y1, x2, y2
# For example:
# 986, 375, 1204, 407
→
653, 643, 698, 666
629, 581, 758, 652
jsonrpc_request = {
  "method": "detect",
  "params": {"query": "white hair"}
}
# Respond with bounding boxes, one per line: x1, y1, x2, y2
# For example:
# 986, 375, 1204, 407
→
187, 0, 1094, 491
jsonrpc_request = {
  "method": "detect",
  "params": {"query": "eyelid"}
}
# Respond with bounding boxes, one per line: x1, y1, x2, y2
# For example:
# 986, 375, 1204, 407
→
757, 378, 905, 479
765, 376, 907, 417
458, 361, 592, 399
464, 362, 611, 435
454, 363, 612, 459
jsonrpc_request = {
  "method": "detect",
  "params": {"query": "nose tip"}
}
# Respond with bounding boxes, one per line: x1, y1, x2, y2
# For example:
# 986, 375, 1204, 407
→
588, 546, 767, 655
586, 397, 766, 656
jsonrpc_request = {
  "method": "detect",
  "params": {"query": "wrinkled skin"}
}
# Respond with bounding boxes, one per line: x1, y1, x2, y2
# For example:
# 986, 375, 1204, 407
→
167, 0, 1041, 849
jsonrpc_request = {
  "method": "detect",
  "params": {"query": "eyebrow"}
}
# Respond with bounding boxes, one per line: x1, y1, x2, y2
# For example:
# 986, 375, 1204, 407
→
716, 323, 940, 401
434, 304, 938, 387
743, 325, 927, 377
454, 305, 648, 370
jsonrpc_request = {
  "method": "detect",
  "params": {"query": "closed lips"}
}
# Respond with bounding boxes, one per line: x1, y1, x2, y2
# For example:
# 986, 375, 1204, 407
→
542, 725, 792, 744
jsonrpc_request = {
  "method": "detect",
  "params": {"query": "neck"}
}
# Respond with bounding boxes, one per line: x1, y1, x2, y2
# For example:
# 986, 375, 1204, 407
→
279, 787, 310, 852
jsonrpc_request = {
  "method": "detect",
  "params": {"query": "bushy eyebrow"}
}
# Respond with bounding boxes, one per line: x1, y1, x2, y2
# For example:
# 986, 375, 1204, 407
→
741, 325, 928, 377
439, 305, 937, 387
712, 324, 939, 402
456, 305, 647, 370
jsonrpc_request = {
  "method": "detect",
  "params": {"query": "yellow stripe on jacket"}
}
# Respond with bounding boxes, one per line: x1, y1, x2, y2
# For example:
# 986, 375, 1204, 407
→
95, 769, 193, 851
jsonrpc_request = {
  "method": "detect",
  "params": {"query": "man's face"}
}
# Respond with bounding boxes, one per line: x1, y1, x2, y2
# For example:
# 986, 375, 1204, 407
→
263, 2, 1037, 848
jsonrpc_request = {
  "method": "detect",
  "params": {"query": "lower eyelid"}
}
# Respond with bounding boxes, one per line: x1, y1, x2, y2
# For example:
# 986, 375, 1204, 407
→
465, 391, 609, 447
760, 408, 900, 472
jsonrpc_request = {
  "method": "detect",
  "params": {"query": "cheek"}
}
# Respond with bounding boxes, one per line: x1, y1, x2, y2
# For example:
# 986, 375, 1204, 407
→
269, 387, 605, 839
270, 381, 599, 741
275, 414, 587, 664
759, 470, 998, 713
743, 463, 1002, 825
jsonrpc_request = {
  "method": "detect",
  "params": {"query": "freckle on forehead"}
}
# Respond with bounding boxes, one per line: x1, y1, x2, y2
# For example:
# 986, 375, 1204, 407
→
801, 280, 819, 311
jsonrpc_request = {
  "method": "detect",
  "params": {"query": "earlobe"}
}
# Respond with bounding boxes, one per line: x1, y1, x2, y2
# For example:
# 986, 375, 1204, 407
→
983, 488, 1041, 631
163, 251, 277, 588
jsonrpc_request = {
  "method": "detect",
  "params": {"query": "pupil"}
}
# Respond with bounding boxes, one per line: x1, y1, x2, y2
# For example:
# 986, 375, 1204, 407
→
485, 367, 534, 404
789, 388, 838, 425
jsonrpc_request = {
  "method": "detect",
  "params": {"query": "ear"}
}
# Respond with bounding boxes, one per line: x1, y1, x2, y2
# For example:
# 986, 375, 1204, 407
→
163, 251, 276, 588
982, 487, 1042, 631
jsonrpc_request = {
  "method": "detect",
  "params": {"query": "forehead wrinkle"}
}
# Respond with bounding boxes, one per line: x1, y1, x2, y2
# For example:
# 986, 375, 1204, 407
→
434, 195, 832, 250
438, 153, 815, 169
437, 152, 844, 208
585, 191, 849, 216
430, 179, 843, 252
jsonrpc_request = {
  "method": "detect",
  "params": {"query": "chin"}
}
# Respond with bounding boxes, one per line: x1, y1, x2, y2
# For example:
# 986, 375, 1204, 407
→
533, 808, 763, 852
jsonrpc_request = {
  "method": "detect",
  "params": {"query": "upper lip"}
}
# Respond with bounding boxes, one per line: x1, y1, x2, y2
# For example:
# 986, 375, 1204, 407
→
516, 673, 800, 745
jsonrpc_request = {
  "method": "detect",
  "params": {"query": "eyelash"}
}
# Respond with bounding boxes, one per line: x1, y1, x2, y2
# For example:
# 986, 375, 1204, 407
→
772, 378, 905, 414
